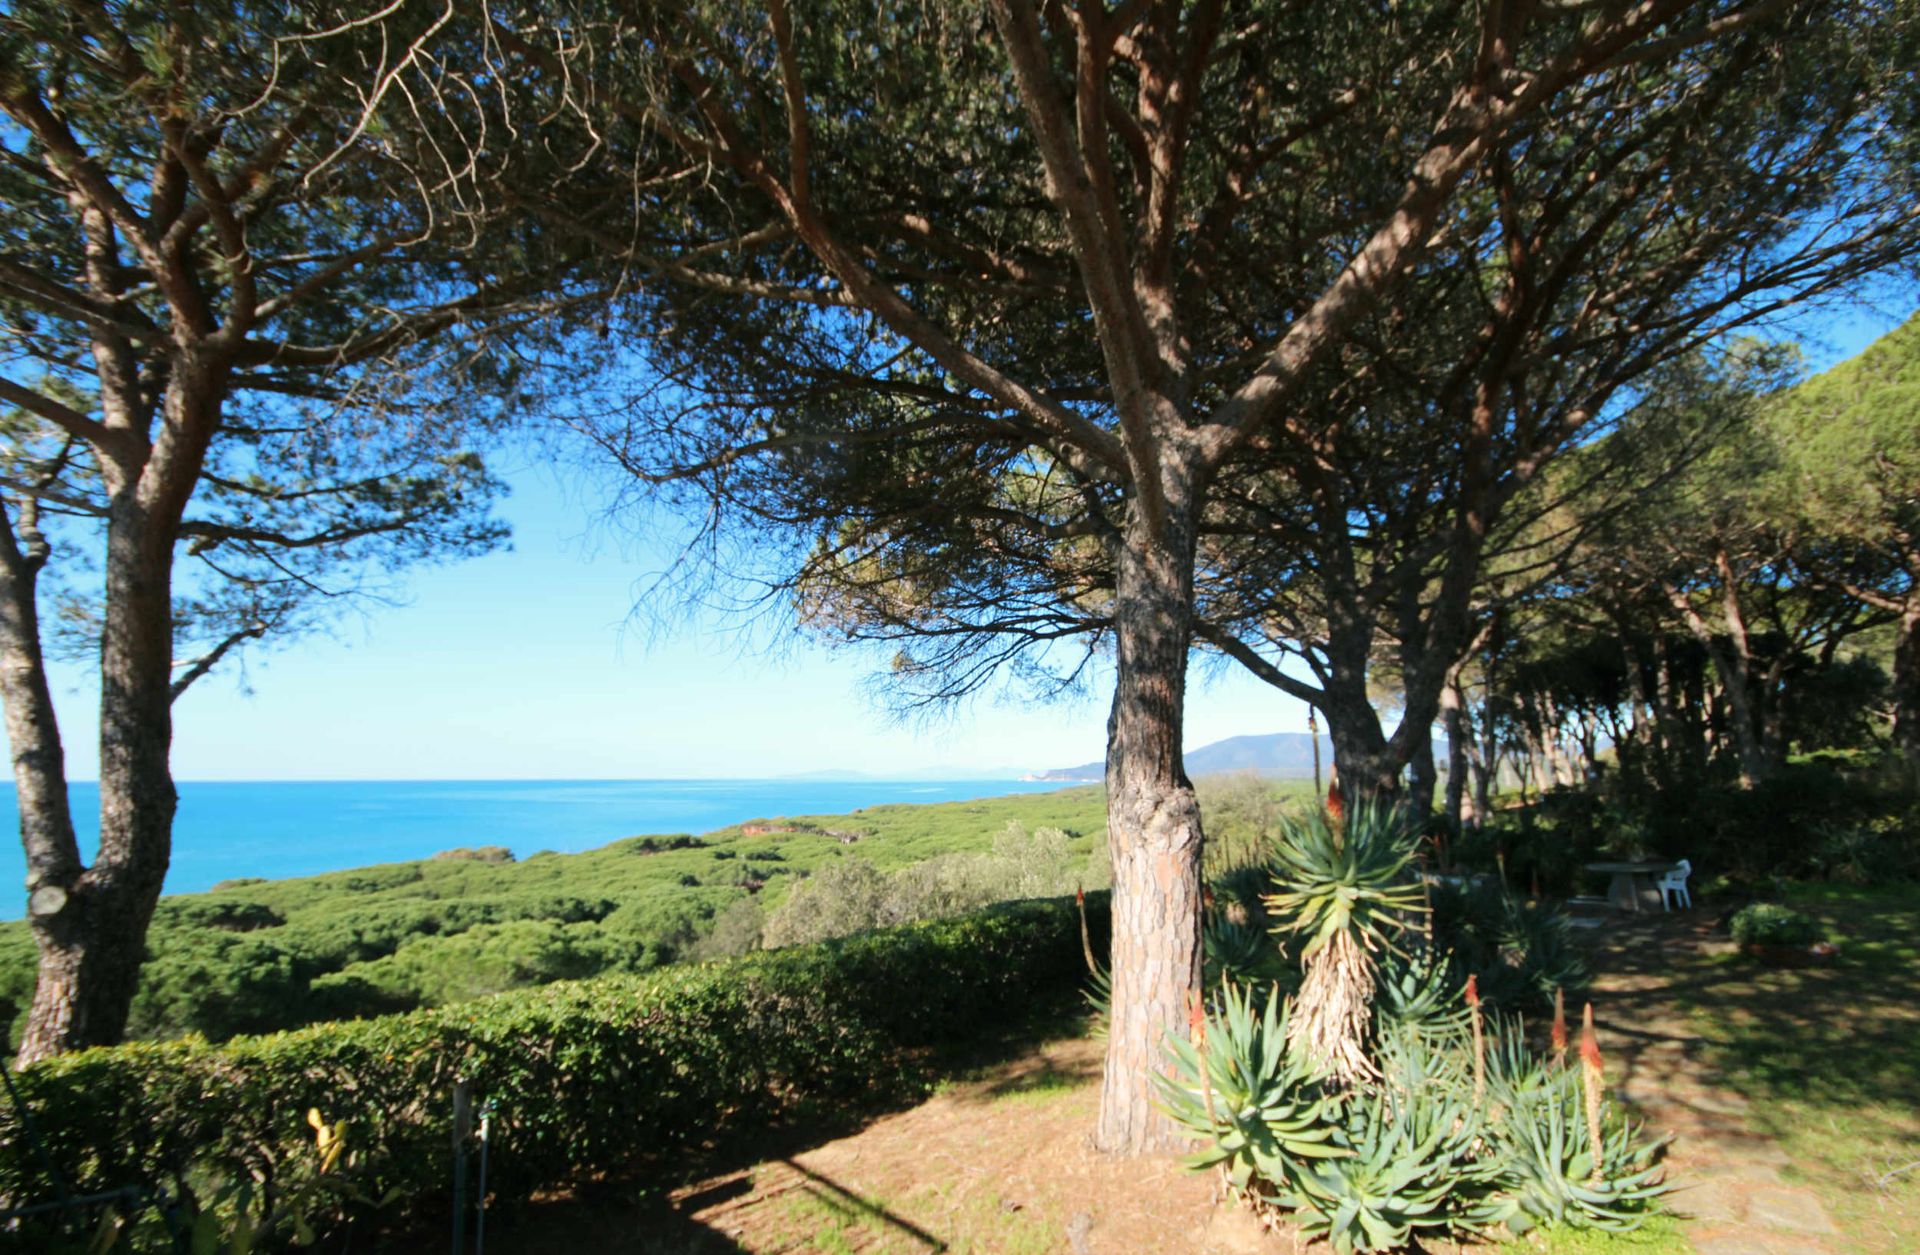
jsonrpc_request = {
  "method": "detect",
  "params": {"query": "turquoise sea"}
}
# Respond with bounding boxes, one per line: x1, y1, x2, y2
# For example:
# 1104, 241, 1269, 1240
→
0, 778, 1072, 919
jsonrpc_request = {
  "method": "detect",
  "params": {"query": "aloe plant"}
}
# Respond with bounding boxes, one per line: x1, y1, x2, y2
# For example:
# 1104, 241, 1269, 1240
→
1482, 1017, 1559, 1117
1484, 1069, 1671, 1234
1155, 982, 1346, 1194
1083, 962, 1112, 1040
1275, 1034, 1494, 1254
1374, 946, 1467, 1044
1265, 799, 1426, 1082
1203, 914, 1271, 986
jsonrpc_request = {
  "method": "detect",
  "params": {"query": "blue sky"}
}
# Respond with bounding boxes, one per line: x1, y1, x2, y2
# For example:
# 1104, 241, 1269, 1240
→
44, 452, 1299, 782
36, 299, 1913, 782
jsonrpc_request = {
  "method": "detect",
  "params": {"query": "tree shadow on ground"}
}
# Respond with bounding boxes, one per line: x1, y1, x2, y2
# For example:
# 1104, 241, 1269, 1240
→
959, 1045, 1102, 1106
1580, 890, 1920, 1160
455, 1003, 1090, 1254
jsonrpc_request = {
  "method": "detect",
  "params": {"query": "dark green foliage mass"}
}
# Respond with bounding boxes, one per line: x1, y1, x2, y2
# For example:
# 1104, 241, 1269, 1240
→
0, 896, 1106, 1249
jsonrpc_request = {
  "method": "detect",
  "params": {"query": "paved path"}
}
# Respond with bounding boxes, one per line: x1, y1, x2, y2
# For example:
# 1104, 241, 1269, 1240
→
1583, 912, 1842, 1255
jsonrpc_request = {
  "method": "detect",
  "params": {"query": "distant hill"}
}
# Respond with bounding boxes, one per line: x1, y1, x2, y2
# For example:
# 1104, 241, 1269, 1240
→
1027, 731, 1334, 782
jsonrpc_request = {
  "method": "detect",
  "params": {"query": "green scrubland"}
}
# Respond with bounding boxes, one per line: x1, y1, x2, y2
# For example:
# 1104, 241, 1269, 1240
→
0, 786, 1114, 1047
0, 778, 1307, 1050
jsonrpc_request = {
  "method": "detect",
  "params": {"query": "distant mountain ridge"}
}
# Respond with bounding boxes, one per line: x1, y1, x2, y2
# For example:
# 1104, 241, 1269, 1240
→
1027, 731, 1333, 782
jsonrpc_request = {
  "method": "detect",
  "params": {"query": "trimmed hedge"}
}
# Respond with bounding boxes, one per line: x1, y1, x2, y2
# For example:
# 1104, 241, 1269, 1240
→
0, 894, 1106, 1237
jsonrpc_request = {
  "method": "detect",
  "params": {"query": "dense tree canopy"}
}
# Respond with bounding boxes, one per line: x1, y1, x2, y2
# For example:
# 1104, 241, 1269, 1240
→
1766, 315, 1920, 754
493, 0, 1920, 1149
1443, 320, 1915, 814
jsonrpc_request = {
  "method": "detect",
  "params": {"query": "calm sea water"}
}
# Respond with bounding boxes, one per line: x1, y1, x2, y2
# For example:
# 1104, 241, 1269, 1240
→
0, 778, 1070, 919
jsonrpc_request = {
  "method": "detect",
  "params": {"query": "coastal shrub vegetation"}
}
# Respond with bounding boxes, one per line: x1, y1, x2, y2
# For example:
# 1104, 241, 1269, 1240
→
0, 895, 1106, 1251
0, 781, 1301, 1052
760, 821, 1091, 948
0, 789, 1109, 1049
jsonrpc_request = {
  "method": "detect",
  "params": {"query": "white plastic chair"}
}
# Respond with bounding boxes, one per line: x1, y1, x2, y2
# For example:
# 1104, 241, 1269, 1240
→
1657, 858, 1693, 910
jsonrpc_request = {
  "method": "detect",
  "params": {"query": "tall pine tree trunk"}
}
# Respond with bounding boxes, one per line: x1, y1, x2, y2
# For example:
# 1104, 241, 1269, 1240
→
1442, 672, 1473, 828
1322, 690, 1398, 801
1407, 722, 1437, 823
0, 499, 85, 1059
1893, 599, 1920, 761
15, 502, 177, 1061
1097, 481, 1204, 1154
13, 369, 220, 1064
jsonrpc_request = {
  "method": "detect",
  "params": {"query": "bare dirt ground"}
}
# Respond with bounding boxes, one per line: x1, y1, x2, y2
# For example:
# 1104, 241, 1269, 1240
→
486, 1034, 1272, 1254
483, 903, 1905, 1255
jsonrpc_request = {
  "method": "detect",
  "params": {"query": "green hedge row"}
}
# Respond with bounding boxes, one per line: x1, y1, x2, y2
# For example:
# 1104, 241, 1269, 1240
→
0, 894, 1106, 1236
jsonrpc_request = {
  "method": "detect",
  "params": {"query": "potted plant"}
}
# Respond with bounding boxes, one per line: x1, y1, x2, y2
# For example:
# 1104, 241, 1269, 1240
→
1728, 903, 1838, 967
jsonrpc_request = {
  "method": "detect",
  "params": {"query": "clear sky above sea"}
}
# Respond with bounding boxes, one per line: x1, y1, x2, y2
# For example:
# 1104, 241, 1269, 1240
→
32, 297, 1915, 784
40, 444, 1305, 783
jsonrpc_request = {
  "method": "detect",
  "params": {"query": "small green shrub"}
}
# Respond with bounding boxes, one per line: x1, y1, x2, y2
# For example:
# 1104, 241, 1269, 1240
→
1728, 903, 1822, 947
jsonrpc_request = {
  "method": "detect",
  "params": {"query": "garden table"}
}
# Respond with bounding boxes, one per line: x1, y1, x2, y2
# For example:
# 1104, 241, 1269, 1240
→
1582, 861, 1680, 913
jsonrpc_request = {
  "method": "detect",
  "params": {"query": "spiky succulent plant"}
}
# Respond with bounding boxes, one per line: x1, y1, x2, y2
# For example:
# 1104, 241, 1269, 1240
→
1155, 981, 1345, 1193
1203, 914, 1271, 985
1275, 1030, 1495, 1253
1265, 799, 1426, 1082
1483, 1066, 1671, 1235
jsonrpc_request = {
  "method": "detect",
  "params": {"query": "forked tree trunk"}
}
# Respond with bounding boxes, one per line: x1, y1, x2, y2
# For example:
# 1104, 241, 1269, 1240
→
1317, 632, 1400, 803
12, 368, 219, 1064
1097, 485, 1204, 1155
15, 500, 178, 1062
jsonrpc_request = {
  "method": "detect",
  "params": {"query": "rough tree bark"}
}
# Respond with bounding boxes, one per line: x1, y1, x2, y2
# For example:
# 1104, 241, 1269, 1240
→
11, 361, 226, 1062
1097, 477, 1205, 1153
1441, 671, 1473, 829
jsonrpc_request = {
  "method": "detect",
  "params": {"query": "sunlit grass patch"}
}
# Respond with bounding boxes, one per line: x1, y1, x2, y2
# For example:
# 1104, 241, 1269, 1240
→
1495, 1211, 1691, 1252
1683, 885, 1920, 1255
